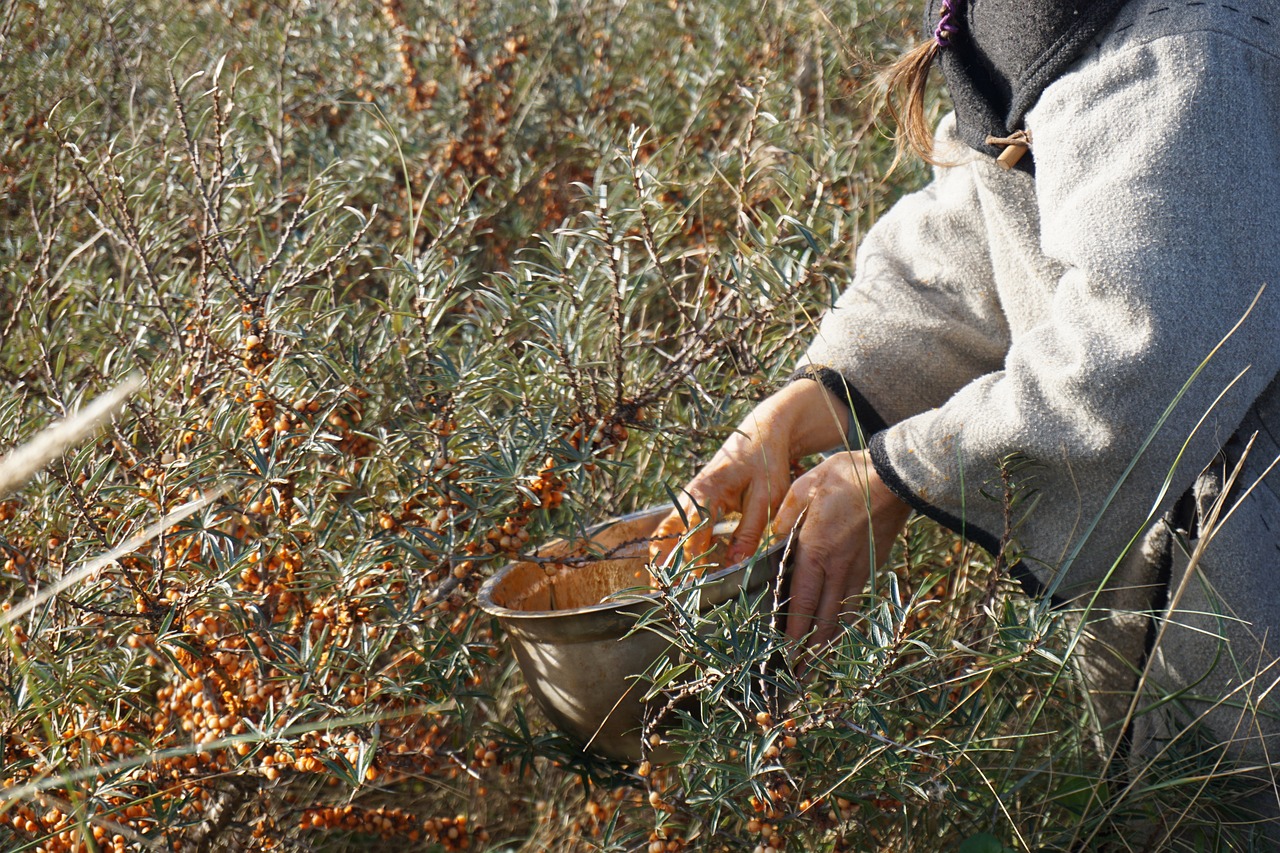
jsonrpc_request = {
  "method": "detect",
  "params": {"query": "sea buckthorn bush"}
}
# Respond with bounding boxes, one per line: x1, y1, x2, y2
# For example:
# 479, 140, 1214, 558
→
1, 1, 1262, 851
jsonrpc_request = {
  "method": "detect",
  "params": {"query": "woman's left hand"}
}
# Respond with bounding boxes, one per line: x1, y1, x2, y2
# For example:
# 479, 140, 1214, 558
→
771, 449, 912, 650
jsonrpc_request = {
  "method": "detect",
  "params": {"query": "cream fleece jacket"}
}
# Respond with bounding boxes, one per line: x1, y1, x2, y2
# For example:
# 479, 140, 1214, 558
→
802, 0, 1280, 604
802, 5, 1280, 821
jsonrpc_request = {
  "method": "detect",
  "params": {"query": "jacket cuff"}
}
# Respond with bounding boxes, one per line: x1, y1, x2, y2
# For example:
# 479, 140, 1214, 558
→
789, 367, 889, 447
867, 431, 1055, 603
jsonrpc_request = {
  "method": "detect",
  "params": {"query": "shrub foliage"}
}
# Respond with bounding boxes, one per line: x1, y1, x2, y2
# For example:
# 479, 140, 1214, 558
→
0, 1, 1254, 851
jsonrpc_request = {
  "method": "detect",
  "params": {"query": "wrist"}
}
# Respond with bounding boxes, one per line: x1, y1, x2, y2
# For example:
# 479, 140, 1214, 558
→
791, 366, 889, 445
767, 380, 852, 458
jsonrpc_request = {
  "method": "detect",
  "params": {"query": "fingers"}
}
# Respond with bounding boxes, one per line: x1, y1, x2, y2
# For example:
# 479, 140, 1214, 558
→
784, 537, 838, 646
648, 490, 699, 560
774, 481, 817, 643
647, 508, 687, 564
726, 482, 771, 565
807, 570, 848, 650
777, 460, 873, 650
784, 530, 861, 651
769, 474, 808, 546
647, 490, 717, 584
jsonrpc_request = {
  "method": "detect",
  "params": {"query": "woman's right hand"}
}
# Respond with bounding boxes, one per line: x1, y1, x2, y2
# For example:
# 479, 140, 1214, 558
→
648, 379, 852, 575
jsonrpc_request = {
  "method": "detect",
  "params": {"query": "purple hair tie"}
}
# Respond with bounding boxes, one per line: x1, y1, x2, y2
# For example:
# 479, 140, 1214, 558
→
934, 0, 961, 48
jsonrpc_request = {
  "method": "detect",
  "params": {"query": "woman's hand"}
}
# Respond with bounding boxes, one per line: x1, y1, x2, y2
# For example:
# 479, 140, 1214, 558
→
648, 380, 852, 574
771, 450, 912, 648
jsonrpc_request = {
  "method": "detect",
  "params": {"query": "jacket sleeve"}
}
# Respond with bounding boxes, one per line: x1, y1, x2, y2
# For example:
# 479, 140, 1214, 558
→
867, 22, 1280, 600
796, 114, 1014, 445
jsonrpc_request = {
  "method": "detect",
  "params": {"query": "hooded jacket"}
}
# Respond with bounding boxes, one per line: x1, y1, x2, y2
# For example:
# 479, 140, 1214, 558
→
801, 0, 1280, 602
798, 0, 1280, 814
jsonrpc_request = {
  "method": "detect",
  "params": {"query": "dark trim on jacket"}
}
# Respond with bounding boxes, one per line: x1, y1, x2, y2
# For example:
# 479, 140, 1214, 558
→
926, 0, 1130, 172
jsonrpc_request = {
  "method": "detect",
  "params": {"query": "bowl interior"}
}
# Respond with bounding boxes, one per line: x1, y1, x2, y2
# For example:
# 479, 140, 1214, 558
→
483, 508, 736, 616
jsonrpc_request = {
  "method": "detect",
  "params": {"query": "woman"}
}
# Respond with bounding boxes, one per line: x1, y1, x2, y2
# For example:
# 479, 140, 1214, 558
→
654, 0, 1280, 834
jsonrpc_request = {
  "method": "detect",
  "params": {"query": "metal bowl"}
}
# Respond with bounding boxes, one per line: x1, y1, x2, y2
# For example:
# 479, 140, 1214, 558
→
478, 506, 788, 763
